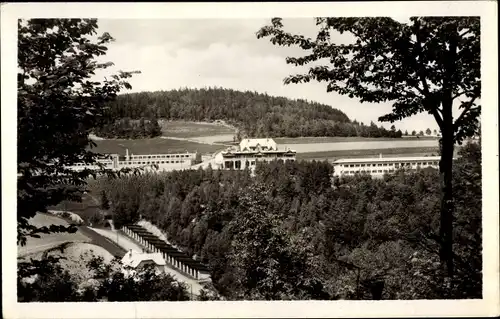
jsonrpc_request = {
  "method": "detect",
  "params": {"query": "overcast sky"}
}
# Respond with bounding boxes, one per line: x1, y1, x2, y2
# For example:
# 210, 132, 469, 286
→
95, 18, 439, 132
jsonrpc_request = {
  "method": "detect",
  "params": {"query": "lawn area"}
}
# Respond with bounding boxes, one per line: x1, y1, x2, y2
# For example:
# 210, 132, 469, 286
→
89, 137, 227, 155
18, 213, 91, 258
296, 147, 442, 161
160, 120, 236, 138
275, 136, 439, 144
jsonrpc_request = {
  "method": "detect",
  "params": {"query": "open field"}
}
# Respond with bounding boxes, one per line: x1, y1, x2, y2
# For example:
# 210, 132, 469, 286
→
284, 139, 439, 153
18, 211, 126, 259
296, 147, 439, 161
18, 242, 117, 291
160, 120, 236, 138
296, 146, 462, 161
90, 137, 227, 155
190, 134, 235, 144
18, 213, 91, 258
275, 136, 439, 144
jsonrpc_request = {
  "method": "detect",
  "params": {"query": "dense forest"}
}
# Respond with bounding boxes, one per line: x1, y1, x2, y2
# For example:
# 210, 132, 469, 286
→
98, 88, 403, 139
93, 117, 162, 139
90, 140, 481, 300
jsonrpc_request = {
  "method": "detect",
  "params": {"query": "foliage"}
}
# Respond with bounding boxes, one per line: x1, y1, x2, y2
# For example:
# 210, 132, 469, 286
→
97, 263, 190, 301
93, 116, 162, 139
17, 18, 140, 246
92, 146, 481, 299
228, 183, 330, 300
102, 88, 402, 138
100, 190, 110, 210
257, 16, 480, 279
18, 256, 81, 302
18, 254, 190, 302
256, 17, 480, 142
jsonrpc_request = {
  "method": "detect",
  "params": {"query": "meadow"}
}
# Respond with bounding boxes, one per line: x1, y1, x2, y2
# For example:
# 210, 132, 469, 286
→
275, 136, 439, 144
296, 147, 442, 161
283, 139, 439, 153
160, 120, 236, 138
18, 213, 90, 258
89, 137, 228, 155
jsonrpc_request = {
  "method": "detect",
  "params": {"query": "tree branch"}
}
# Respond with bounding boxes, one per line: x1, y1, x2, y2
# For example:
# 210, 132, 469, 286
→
413, 20, 444, 130
453, 96, 478, 130
452, 90, 475, 100
459, 28, 472, 38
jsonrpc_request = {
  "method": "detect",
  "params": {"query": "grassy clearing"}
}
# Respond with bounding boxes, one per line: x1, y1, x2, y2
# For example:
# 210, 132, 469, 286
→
160, 120, 236, 138
89, 137, 227, 155
275, 136, 439, 144
296, 147, 442, 161
18, 242, 116, 291
18, 213, 91, 258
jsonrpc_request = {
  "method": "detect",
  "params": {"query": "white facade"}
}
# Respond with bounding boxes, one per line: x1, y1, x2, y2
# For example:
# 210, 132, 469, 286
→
333, 156, 441, 178
65, 150, 197, 172
121, 250, 166, 276
212, 138, 296, 171
121, 250, 166, 268
66, 157, 116, 171
118, 149, 195, 171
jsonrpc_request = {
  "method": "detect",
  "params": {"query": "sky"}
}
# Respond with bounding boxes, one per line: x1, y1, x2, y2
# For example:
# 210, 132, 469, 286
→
94, 18, 439, 133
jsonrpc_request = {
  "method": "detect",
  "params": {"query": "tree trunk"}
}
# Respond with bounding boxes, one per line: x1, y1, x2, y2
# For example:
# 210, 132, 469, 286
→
439, 26, 459, 281
439, 99, 455, 280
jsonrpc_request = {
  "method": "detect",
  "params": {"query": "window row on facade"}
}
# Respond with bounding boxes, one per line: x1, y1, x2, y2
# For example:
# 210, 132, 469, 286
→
119, 160, 186, 165
223, 158, 295, 169
341, 161, 439, 168
129, 154, 193, 160
342, 169, 395, 175
224, 153, 294, 158
73, 162, 112, 167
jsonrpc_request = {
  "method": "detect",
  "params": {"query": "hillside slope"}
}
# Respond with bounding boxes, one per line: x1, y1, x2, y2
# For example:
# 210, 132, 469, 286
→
100, 87, 402, 139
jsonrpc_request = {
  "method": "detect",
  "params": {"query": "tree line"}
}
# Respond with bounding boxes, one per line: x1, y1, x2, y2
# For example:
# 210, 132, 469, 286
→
15, 17, 481, 304
93, 117, 162, 139
90, 140, 481, 300
403, 129, 440, 137
257, 17, 480, 283
99, 88, 403, 138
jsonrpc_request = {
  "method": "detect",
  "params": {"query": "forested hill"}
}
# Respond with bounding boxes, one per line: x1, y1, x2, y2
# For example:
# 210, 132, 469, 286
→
102, 87, 402, 138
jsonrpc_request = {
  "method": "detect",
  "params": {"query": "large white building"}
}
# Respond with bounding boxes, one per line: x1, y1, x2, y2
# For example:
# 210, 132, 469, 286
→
201, 138, 296, 171
332, 155, 442, 178
66, 149, 197, 172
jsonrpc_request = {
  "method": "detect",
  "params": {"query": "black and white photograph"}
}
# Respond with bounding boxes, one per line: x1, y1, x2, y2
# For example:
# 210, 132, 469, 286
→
1, 2, 498, 318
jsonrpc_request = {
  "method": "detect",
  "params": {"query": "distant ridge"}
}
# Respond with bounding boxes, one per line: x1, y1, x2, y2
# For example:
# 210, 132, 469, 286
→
103, 87, 402, 139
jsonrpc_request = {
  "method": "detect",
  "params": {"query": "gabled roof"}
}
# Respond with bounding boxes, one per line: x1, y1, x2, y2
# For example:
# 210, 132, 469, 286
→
121, 251, 166, 268
239, 138, 277, 151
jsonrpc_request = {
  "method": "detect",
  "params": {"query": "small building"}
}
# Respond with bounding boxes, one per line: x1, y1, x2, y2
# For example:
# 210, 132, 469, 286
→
213, 138, 296, 170
121, 250, 166, 276
332, 155, 442, 178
